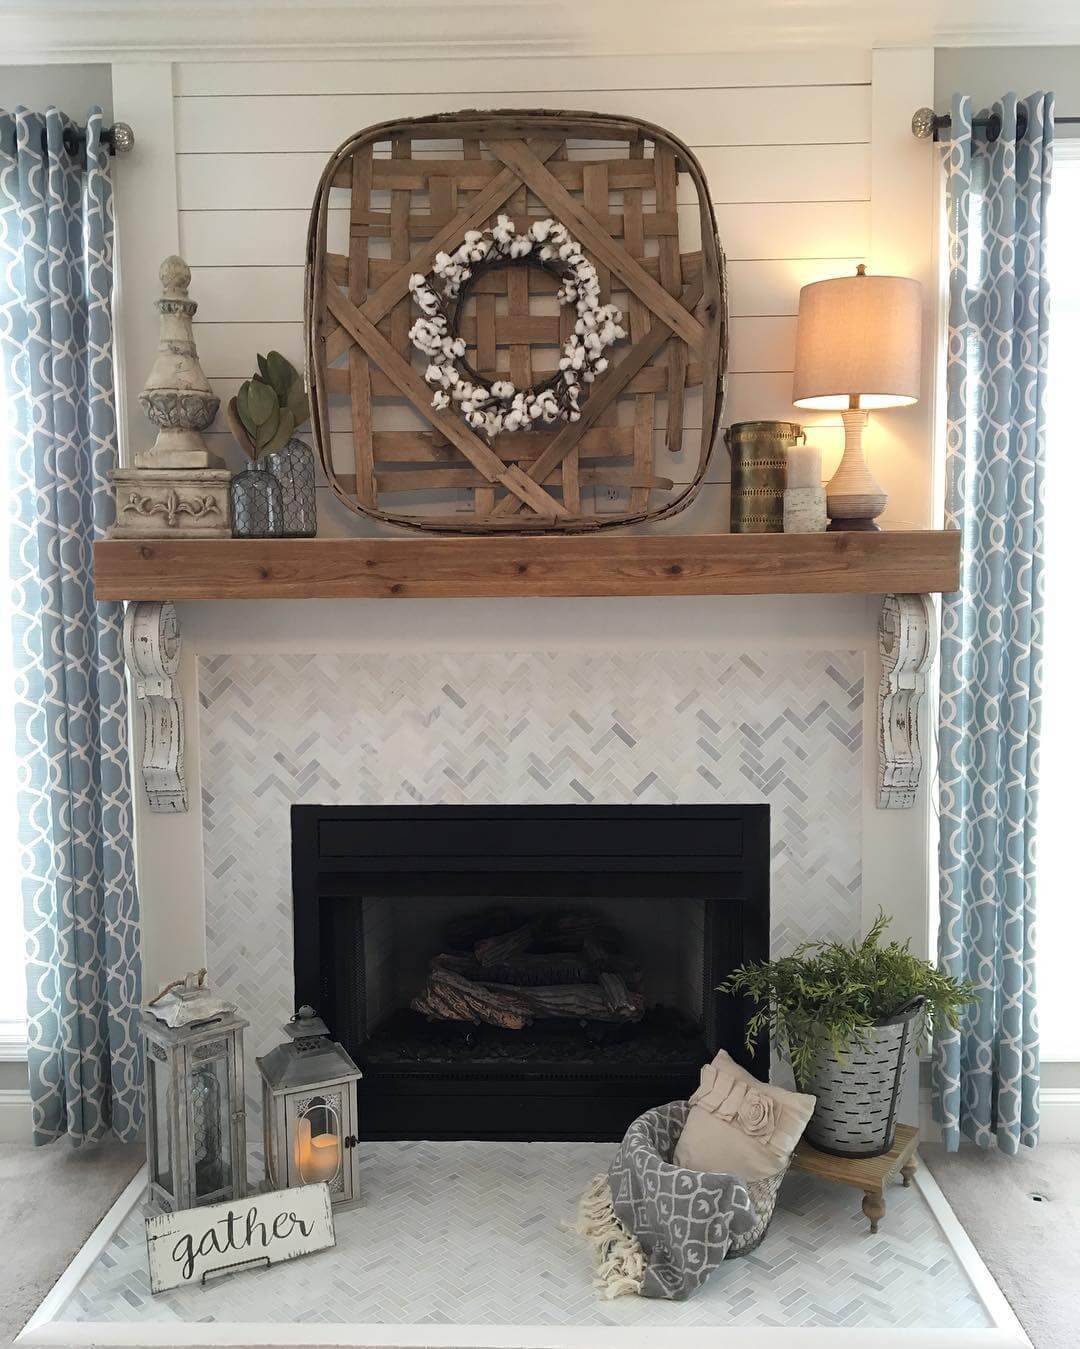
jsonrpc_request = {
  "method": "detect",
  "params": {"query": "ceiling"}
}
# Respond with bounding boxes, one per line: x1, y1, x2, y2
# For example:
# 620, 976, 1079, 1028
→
7, 0, 1080, 60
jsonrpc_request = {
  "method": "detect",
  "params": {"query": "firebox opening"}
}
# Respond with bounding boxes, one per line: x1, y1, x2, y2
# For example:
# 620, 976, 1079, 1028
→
291, 805, 769, 1141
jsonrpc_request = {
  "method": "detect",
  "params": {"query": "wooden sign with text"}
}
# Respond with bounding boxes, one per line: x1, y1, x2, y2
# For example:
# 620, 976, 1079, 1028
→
145, 1183, 335, 1294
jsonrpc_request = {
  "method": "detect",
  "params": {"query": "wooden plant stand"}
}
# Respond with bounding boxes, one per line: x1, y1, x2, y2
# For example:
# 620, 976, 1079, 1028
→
791, 1123, 920, 1234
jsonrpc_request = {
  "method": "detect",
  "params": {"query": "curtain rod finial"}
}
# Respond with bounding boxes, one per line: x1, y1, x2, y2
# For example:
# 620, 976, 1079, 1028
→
911, 108, 938, 139
109, 122, 135, 155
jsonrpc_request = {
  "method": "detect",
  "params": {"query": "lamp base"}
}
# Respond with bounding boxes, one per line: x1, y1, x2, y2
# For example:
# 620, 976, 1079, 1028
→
826, 407, 887, 531
826, 518, 881, 532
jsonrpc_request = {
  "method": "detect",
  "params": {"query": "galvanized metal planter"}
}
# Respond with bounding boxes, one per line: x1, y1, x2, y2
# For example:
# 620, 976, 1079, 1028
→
799, 999, 922, 1158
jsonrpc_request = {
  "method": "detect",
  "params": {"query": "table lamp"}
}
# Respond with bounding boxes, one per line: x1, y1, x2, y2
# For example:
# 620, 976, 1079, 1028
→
792, 265, 922, 531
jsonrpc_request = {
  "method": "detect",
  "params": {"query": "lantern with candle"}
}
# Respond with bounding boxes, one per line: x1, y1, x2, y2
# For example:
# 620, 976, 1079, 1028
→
257, 1006, 362, 1207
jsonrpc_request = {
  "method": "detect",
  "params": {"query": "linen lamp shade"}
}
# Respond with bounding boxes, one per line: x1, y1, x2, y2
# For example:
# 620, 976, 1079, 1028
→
792, 268, 922, 411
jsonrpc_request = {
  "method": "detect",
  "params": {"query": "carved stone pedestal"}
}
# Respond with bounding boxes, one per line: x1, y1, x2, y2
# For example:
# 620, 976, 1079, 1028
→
109, 468, 231, 539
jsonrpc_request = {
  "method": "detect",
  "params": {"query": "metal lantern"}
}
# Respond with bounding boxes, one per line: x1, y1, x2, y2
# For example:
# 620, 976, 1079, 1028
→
257, 1006, 362, 1207
142, 976, 248, 1214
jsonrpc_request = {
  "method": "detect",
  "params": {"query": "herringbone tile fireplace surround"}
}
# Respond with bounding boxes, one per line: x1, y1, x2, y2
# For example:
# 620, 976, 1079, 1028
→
196, 647, 863, 1129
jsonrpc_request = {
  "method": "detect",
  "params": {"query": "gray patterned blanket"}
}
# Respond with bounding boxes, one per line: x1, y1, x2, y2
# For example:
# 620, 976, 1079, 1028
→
573, 1099, 757, 1300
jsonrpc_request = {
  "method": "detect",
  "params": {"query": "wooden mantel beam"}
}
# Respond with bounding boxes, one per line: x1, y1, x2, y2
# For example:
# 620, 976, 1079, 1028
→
93, 531, 961, 602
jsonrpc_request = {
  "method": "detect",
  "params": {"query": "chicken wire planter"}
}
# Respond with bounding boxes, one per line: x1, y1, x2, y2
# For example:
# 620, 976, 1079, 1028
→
304, 109, 727, 533
799, 1001, 922, 1158
262, 438, 318, 537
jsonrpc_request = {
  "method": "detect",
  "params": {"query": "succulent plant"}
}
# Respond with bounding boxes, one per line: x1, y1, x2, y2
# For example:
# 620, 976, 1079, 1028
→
228, 351, 310, 459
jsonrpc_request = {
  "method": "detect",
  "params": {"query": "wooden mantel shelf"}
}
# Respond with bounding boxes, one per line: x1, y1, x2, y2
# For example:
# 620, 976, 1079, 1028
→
93, 531, 960, 601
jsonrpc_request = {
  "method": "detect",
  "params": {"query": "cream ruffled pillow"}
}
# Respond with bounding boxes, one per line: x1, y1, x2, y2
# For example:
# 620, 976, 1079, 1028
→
672, 1049, 816, 1181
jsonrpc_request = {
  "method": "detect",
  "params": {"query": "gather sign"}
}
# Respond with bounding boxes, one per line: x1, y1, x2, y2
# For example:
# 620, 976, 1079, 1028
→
145, 1183, 336, 1294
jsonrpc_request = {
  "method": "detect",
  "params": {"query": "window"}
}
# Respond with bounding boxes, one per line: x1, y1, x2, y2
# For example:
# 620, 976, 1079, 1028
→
1037, 140, 1080, 1060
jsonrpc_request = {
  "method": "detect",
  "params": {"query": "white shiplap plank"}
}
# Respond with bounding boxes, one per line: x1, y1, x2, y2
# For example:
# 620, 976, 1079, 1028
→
175, 86, 871, 153
179, 199, 866, 268
713, 201, 867, 259
176, 142, 870, 212
174, 52, 871, 98
197, 325, 797, 402
725, 257, 862, 315
696, 143, 869, 203
187, 258, 860, 332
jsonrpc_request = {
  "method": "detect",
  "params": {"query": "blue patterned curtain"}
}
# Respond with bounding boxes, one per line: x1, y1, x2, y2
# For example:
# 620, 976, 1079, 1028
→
0, 107, 142, 1145
934, 92, 1051, 1153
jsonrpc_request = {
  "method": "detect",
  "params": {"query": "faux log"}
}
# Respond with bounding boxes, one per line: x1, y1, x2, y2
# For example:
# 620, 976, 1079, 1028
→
434, 952, 593, 986
475, 923, 534, 967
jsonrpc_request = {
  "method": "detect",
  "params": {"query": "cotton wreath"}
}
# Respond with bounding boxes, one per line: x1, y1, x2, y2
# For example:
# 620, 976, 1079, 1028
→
408, 215, 626, 440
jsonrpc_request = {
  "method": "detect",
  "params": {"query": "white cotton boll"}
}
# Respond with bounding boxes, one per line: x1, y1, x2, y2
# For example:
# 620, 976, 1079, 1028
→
558, 356, 571, 370
529, 401, 542, 419
558, 243, 575, 260
510, 238, 532, 258
431, 391, 450, 411
452, 338, 466, 357
539, 245, 555, 261
491, 380, 514, 399
464, 230, 482, 244
425, 364, 443, 384
595, 358, 608, 374
504, 411, 521, 432
569, 410, 581, 421
409, 272, 426, 290
572, 348, 585, 370
584, 333, 602, 353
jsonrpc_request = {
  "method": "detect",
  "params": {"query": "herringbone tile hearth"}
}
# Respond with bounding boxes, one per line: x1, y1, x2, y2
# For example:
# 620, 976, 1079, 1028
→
58, 1142, 988, 1331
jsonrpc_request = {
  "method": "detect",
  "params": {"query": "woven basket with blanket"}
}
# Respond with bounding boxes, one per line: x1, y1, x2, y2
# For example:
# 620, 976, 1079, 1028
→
571, 1051, 816, 1300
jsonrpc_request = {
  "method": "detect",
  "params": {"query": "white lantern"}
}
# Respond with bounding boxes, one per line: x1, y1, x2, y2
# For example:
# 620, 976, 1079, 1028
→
257, 1006, 362, 1207
142, 975, 248, 1214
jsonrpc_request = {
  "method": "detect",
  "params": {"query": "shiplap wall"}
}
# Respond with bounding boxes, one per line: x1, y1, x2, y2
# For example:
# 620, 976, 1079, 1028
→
171, 51, 871, 533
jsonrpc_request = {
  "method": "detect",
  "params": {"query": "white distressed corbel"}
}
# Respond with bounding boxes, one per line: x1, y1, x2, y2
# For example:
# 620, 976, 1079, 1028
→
122, 600, 187, 813
878, 593, 936, 809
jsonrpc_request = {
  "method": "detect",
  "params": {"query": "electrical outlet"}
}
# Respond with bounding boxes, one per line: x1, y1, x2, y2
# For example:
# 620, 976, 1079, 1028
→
594, 485, 630, 515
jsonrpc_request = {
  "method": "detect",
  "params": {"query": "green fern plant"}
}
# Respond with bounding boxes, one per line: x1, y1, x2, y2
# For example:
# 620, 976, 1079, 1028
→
226, 351, 310, 460
720, 910, 976, 1084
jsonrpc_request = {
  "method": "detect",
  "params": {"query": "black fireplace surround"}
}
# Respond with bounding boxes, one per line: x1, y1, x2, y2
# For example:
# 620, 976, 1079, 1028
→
291, 804, 769, 1141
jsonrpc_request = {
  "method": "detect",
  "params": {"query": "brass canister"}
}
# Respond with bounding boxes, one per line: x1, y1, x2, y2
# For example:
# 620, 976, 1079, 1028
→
724, 421, 804, 533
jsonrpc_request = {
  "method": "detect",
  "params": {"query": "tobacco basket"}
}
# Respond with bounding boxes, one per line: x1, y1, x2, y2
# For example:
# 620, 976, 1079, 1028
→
304, 109, 727, 533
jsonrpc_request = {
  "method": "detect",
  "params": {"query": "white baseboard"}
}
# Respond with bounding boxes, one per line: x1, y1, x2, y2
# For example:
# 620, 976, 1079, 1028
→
0, 1087, 32, 1144
917, 1086, 1080, 1145
1039, 1087, 1080, 1141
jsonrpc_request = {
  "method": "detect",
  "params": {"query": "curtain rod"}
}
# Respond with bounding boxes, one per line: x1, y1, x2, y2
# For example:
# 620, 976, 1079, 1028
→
34, 120, 135, 160
911, 106, 1080, 141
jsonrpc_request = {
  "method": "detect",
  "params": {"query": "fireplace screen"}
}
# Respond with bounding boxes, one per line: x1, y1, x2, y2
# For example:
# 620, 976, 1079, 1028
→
291, 806, 769, 1141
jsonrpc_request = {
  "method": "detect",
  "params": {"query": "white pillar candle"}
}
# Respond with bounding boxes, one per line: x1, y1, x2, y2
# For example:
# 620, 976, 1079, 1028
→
785, 441, 823, 489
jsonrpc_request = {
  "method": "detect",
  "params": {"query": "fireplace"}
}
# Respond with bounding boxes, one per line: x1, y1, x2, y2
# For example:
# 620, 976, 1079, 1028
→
291, 804, 769, 1141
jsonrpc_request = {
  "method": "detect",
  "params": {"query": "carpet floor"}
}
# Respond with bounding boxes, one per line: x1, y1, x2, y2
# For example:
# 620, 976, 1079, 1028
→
0, 1138, 142, 1348
923, 1140, 1080, 1349
1, 1136, 1075, 1348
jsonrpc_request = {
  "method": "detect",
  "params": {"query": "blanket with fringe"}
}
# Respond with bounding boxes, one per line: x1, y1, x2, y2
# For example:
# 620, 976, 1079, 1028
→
572, 1100, 757, 1300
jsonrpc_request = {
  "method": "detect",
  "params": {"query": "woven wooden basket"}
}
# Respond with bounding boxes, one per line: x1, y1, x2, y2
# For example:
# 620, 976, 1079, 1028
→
304, 109, 727, 533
